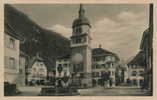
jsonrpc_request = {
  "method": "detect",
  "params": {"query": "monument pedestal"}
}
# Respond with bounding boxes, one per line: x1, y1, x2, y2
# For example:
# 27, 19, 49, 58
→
81, 73, 92, 88
71, 72, 92, 88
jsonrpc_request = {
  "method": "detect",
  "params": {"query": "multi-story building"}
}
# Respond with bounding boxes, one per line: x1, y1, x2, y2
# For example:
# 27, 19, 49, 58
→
56, 55, 71, 78
27, 54, 47, 84
127, 4, 153, 92
55, 46, 120, 87
127, 51, 145, 87
4, 21, 23, 85
55, 5, 120, 88
92, 46, 120, 87
140, 4, 153, 91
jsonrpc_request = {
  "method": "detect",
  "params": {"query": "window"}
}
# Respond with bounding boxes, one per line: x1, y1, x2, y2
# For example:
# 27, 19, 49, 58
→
79, 28, 82, 33
82, 37, 86, 43
112, 71, 115, 75
76, 27, 82, 33
64, 71, 67, 76
58, 64, 62, 67
102, 64, 106, 68
77, 38, 81, 43
139, 70, 144, 76
106, 56, 111, 61
92, 72, 99, 77
64, 64, 67, 67
112, 57, 115, 61
9, 57, 15, 69
96, 64, 99, 69
9, 38, 15, 49
132, 71, 137, 76
133, 79, 138, 86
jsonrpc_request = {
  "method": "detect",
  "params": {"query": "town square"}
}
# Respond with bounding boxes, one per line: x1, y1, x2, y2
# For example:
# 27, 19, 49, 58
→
4, 4, 153, 96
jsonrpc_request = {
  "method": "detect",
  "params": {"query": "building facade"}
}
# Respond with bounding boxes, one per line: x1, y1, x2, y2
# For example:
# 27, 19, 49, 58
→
92, 47, 120, 87
140, 4, 153, 91
27, 54, 47, 84
56, 55, 71, 78
55, 5, 120, 88
4, 21, 22, 85
127, 51, 145, 87
55, 46, 120, 87
18, 51, 28, 85
127, 65, 144, 87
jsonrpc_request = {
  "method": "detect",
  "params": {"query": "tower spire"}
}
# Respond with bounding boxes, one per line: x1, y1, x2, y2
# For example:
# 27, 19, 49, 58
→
79, 4, 85, 18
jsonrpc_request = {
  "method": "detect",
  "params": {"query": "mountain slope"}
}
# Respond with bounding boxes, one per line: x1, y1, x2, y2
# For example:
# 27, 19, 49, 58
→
5, 4, 71, 69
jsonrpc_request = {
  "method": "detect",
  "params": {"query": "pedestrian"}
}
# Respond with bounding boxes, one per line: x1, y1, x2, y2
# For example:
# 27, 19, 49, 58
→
109, 79, 113, 87
140, 81, 144, 91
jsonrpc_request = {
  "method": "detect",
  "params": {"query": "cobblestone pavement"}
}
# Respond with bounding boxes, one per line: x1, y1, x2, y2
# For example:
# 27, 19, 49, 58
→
78, 86, 152, 96
16, 86, 151, 96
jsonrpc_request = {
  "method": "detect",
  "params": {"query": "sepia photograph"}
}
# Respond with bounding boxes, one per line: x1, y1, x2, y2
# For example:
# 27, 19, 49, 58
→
4, 3, 153, 96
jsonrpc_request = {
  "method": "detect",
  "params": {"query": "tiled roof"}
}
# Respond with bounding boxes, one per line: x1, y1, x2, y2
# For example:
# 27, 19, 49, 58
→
92, 48, 113, 56
127, 51, 145, 66
56, 54, 70, 59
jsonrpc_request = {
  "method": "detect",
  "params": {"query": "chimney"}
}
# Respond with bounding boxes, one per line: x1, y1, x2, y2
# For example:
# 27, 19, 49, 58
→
99, 44, 102, 48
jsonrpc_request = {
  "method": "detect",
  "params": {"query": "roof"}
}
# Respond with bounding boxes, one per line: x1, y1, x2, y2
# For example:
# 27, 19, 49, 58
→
72, 4, 91, 28
92, 48, 120, 61
72, 17, 91, 28
140, 28, 149, 50
127, 51, 145, 66
56, 54, 70, 60
5, 20, 23, 41
92, 48, 113, 55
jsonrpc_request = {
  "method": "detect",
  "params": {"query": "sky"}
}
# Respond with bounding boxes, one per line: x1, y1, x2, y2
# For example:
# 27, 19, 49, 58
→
12, 4, 149, 61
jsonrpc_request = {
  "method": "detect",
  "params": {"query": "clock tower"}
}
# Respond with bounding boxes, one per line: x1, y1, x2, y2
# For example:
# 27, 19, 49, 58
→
70, 4, 92, 87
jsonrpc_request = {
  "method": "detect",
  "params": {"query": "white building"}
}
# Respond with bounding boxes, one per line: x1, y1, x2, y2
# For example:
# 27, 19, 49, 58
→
56, 55, 71, 78
127, 51, 145, 87
92, 46, 120, 87
4, 21, 23, 85
55, 46, 120, 87
127, 65, 144, 87
27, 54, 47, 83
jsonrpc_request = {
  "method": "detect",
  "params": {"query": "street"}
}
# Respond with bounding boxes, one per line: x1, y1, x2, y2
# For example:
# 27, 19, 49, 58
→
16, 86, 151, 96
78, 86, 151, 96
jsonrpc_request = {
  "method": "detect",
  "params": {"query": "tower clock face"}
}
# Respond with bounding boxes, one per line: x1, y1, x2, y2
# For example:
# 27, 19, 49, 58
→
71, 53, 83, 64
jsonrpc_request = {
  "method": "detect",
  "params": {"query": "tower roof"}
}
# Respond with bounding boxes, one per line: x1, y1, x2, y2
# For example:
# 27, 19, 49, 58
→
72, 4, 91, 28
